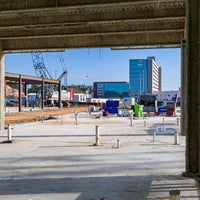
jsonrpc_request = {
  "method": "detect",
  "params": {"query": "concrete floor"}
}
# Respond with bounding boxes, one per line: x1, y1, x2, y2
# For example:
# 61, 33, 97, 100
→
0, 113, 199, 200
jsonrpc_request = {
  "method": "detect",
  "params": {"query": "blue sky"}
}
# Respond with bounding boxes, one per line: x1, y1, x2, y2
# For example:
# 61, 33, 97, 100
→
5, 48, 180, 91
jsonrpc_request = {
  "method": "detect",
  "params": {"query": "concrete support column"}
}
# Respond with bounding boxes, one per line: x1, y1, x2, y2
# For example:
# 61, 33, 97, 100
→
18, 75, 22, 112
41, 79, 44, 109
181, 40, 186, 136
185, 0, 200, 174
58, 81, 62, 108
0, 51, 5, 133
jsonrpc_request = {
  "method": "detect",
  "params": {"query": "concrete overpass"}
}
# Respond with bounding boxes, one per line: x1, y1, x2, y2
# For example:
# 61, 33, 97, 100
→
0, 0, 199, 176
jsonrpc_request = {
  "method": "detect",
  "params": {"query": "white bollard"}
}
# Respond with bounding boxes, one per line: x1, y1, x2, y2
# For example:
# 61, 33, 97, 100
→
117, 139, 120, 148
61, 115, 64, 125
8, 124, 12, 141
95, 125, 100, 146
144, 120, 147, 127
174, 131, 179, 145
75, 112, 78, 125
153, 131, 156, 143
130, 112, 133, 127
162, 117, 165, 126
177, 118, 180, 126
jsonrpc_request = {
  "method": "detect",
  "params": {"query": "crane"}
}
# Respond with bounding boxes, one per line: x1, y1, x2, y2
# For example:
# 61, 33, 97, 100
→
31, 52, 68, 84
31, 52, 52, 79
31, 52, 69, 106
31, 52, 55, 101
57, 69, 68, 83
58, 53, 68, 87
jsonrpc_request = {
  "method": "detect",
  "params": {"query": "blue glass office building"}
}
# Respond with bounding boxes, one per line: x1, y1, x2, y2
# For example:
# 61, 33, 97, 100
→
93, 82, 129, 98
129, 57, 162, 95
129, 59, 147, 94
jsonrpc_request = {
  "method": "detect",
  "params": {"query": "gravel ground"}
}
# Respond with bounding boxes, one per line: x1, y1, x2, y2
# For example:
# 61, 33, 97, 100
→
5, 106, 88, 125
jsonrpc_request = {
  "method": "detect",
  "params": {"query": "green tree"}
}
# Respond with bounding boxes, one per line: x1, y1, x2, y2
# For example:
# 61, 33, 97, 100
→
28, 84, 41, 93
68, 84, 93, 94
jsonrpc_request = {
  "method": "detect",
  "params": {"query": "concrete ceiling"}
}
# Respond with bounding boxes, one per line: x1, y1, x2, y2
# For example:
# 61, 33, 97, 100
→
0, 0, 186, 52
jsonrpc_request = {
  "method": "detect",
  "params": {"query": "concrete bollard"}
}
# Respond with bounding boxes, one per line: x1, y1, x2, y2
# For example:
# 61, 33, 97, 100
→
174, 131, 179, 145
177, 118, 180, 126
8, 124, 12, 142
61, 115, 64, 125
153, 131, 156, 143
169, 190, 180, 200
130, 112, 133, 127
117, 139, 120, 148
95, 125, 100, 146
162, 117, 165, 126
144, 120, 147, 127
75, 112, 78, 125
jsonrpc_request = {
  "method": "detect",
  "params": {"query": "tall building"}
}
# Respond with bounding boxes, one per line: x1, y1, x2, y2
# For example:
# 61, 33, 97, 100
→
93, 82, 129, 99
129, 57, 162, 96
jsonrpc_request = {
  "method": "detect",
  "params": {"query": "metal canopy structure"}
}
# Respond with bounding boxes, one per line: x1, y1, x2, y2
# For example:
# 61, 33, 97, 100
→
5, 72, 60, 85
0, 0, 186, 52
5, 72, 61, 111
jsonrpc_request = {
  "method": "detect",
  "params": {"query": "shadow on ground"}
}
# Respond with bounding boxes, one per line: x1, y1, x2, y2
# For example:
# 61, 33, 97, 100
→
0, 175, 199, 200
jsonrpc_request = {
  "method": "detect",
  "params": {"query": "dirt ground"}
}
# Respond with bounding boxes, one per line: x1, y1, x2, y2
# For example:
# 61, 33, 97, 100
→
5, 106, 88, 125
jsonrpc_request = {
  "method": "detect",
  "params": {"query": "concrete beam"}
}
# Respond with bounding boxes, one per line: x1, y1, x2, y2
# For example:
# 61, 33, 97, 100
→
2, 31, 184, 51
0, 21, 185, 40
0, 8, 185, 29
185, 0, 200, 174
0, 0, 185, 12
0, 28, 185, 40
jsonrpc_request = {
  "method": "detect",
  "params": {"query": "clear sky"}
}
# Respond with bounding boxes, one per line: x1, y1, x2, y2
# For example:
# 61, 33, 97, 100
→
5, 48, 181, 91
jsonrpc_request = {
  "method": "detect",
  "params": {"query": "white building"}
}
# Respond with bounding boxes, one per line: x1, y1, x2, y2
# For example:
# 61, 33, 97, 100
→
146, 57, 162, 94
155, 90, 180, 102
74, 93, 92, 103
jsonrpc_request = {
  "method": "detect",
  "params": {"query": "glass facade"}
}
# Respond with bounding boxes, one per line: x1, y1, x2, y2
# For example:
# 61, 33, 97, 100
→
95, 82, 129, 98
129, 59, 147, 94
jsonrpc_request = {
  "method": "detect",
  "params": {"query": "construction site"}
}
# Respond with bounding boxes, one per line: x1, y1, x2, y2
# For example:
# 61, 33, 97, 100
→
0, 1, 200, 200
1, 107, 199, 200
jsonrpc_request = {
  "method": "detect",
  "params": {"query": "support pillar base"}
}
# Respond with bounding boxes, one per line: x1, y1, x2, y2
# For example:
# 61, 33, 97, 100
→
1, 140, 13, 144
182, 172, 200, 182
